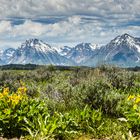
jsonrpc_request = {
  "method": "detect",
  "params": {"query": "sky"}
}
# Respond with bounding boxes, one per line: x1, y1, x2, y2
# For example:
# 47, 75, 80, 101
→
0, 0, 140, 49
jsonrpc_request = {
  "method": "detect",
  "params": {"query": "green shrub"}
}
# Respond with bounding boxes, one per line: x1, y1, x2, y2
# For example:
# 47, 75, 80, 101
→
84, 81, 125, 116
123, 94, 140, 133
0, 86, 48, 138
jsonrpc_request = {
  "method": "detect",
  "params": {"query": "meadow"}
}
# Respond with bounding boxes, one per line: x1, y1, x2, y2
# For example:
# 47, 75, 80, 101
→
0, 65, 140, 140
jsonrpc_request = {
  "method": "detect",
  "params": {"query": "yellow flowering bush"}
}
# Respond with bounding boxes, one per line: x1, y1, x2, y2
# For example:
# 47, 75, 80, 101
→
127, 94, 140, 110
0, 84, 49, 138
0, 85, 27, 137
0, 86, 27, 107
125, 94, 140, 132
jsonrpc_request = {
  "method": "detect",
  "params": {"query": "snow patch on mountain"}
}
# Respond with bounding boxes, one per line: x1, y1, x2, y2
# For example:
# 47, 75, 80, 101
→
53, 45, 72, 56
8, 39, 74, 65
21, 39, 56, 54
0, 34, 140, 67
90, 44, 100, 50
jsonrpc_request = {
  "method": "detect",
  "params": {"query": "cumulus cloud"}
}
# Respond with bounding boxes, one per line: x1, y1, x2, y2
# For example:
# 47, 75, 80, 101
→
0, 0, 139, 47
0, 21, 11, 33
0, 16, 80, 35
0, 16, 86, 40
12, 20, 47, 36
0, 0, 139, 19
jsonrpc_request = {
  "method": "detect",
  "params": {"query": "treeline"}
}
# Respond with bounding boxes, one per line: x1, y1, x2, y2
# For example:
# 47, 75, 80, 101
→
0, 64, 38, 70
0, 63, 140, 71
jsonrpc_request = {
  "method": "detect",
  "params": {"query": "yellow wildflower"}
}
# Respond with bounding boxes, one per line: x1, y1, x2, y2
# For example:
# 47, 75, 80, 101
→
8, 93, 22, 105
135, 97, 140, 104
0, 93, 3, 99
12, 99, 19, 105
8, 95, 14, 101
127, 95, 135, 101
2, 87, 9, 96
11, 98, 20, 105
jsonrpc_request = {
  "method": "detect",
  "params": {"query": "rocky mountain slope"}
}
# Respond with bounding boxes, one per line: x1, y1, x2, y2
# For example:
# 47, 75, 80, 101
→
84, 33, 140, 67
0, 34, 140, 67
1, 39, 74, 66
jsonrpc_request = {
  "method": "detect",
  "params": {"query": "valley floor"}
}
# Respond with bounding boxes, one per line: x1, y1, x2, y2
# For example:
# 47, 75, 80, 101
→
0, 65, 140, 139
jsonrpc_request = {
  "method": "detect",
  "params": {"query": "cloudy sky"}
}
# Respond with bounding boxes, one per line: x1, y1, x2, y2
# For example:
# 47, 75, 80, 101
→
0, 0, 140, 49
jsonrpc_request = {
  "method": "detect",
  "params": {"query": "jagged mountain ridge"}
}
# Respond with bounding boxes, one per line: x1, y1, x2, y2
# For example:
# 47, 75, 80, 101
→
0, 33, 140, 67
65, 43, 99, 64
88, 33, 140, 67
5, 39, 74, 65
58, 46, 72, 56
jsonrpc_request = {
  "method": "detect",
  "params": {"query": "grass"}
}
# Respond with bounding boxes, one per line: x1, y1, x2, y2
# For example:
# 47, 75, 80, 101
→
0, 65, 140, 139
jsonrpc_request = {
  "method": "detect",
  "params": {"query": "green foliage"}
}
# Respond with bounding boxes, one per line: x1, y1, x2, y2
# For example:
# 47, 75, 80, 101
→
0, 86, 27, 138
84, 81, 123, 116
0, 66, 140, 139
122, 95, 140, 133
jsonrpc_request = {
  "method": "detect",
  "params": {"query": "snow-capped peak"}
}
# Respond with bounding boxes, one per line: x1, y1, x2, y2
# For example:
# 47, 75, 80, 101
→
121, 33, 133, 38
90, 44, 100, 50
112, 33, 134, 44
109, 33, 140, 52
20, 38, 56, 53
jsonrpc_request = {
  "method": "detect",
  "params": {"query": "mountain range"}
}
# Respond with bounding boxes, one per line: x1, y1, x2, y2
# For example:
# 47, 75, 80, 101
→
0, 33, 140, 67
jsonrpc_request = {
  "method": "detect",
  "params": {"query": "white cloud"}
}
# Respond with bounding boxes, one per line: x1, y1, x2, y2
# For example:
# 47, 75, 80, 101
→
0, 0, 139, 47
12, 20, 47, 36
0, 0, 139, 19
0, 16, 85, 39
0, 14, 140, 46
0, 21, 11, 33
